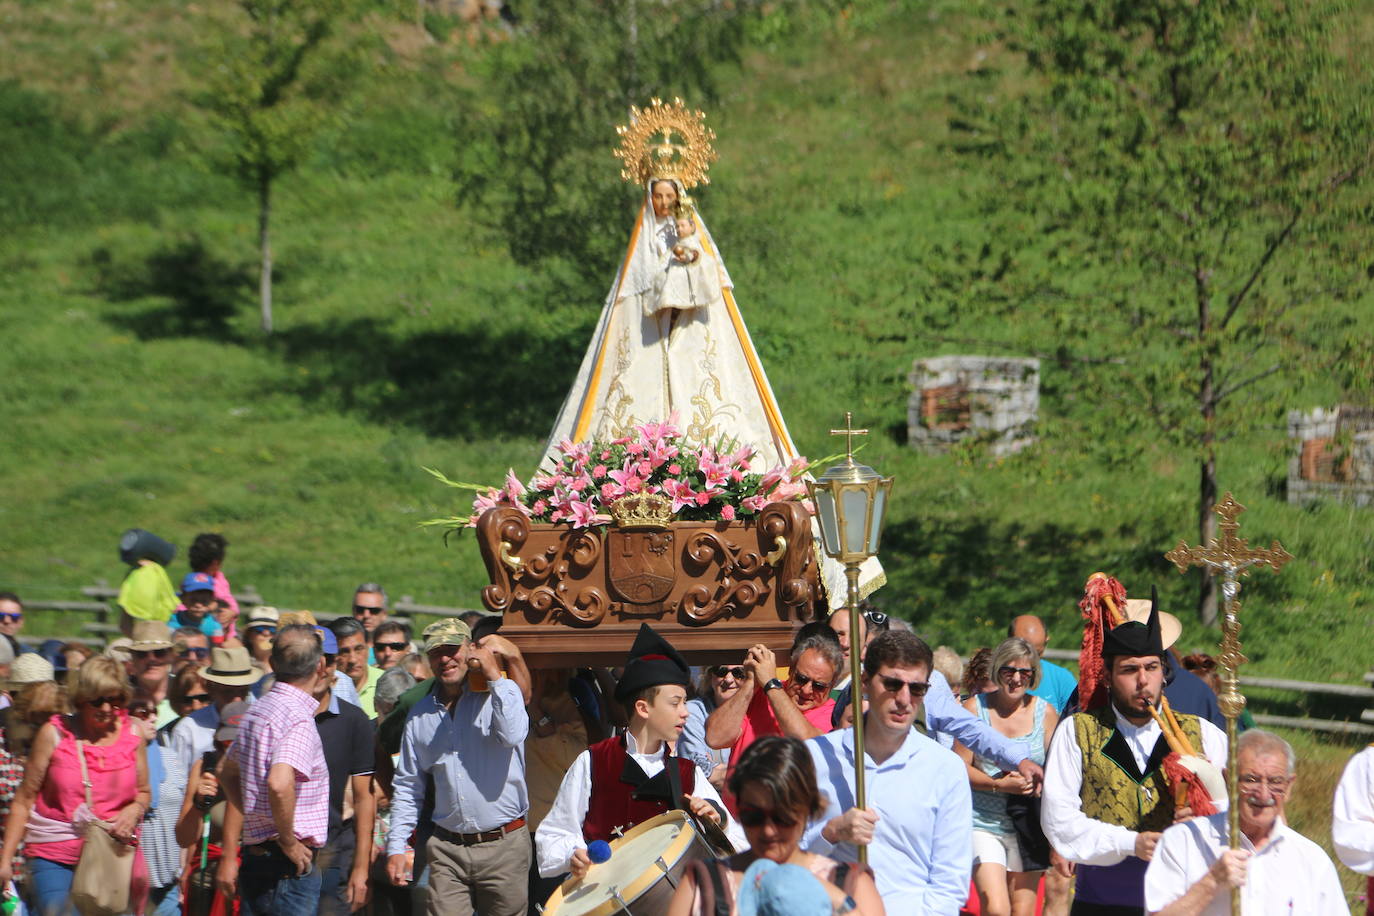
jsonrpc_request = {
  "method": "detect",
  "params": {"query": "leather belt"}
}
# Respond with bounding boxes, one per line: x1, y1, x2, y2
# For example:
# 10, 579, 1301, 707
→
243, 839, 319, 858
433, 817, 526, 847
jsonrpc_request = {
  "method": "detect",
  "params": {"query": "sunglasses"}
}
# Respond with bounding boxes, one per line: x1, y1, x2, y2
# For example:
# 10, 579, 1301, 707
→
178, 646, 210, 659
711, 666, 746, 680
352, 605, 385, 616
737, 805, 798, 829
132, 648, 172, 660
878, 675, 930, 697
863, 610, 888, 626
129, 705, 155, 720
184, 693, 211, 704
248, 626, 277, 636
792, 672, 831, 694
0, 613, 21, 623
374, 641, 408, 652
998, 666, 1034, 680
86, 695, 127, 709
1185, 658, 1217, 671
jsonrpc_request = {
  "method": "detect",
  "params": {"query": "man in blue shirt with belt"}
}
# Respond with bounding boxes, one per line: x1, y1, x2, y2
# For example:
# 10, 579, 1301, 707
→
804, 630, 973, 914
385, 617, 532, 916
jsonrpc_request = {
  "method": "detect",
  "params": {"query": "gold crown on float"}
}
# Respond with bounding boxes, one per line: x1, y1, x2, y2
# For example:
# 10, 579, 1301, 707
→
615, 97, 718, 189
609, 492, 675, 529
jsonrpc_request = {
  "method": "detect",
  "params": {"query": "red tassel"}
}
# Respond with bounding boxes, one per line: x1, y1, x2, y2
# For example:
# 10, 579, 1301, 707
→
1078, 575, 1126, 710
1161, 752, 1219, 818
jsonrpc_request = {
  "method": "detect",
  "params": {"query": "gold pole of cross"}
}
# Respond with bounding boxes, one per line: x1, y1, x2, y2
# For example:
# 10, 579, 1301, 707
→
1164, 493, 1292, 916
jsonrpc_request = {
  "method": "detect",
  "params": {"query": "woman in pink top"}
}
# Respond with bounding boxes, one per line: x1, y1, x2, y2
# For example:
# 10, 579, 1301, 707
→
0, 656, 151, 915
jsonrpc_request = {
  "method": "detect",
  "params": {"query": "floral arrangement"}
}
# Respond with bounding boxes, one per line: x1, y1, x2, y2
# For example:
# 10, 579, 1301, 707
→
424, 416, 816, 531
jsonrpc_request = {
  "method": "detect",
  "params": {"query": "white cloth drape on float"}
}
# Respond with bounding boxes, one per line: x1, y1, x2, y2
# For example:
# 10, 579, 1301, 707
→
542, 180, 883, 609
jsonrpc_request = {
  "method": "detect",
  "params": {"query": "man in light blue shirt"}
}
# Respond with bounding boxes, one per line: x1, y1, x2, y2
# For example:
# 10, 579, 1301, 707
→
385, 617, 532, 916
804, 630, 973, 914
1012, 614, 1077, 713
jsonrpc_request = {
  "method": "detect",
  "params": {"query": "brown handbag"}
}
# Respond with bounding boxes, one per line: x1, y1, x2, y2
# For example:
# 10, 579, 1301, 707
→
69, 738, 135, 916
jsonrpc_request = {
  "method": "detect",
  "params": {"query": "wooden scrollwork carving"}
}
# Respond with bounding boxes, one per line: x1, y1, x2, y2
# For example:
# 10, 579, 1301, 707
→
758, 501, 817, 614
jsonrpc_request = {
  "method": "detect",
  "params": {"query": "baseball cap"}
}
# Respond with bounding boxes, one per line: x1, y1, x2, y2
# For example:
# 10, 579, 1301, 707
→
180, 571, 216, 596
738, 860, 831, 916
315, 626, 338, 655
215, 701, 252, 743
422, 618, 472, 653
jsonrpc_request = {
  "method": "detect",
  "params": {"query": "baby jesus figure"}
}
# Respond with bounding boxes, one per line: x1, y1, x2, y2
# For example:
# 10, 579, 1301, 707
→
650, 211, 723, 315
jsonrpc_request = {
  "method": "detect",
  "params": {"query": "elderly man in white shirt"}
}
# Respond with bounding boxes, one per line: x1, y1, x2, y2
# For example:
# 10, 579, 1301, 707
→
1333, 742, 1374, 908
1144, 729, 1346, 915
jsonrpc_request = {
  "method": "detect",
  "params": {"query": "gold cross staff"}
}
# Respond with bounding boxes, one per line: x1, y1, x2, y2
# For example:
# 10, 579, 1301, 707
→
830, 411, 868, 460
1164, 493, 1292, 916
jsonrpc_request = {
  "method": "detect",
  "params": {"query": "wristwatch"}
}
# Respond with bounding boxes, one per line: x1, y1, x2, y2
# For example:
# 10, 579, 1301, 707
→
763, 678, 784, 693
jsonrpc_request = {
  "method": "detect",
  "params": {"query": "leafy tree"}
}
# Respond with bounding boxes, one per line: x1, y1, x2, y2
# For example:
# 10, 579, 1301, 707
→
452, 0, 786, 292
942, 0, 1373, 623
185, 0, 361, 333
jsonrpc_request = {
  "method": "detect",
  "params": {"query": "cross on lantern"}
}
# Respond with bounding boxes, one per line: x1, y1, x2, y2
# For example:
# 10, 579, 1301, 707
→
829, 411, 868, 461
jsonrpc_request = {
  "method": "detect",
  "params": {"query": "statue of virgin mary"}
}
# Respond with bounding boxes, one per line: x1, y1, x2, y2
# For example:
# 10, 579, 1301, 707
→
542, 99, 882, 606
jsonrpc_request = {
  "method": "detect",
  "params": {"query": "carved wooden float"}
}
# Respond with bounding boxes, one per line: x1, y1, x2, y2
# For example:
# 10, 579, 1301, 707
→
474, 499, 822, 667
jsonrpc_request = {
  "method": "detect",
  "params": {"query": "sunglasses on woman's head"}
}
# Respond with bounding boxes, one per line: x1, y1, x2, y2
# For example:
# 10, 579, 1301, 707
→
711, 666, 746, 680
878, 675, 930, 697
737, 805, 798, 829
791, 672, 831, 694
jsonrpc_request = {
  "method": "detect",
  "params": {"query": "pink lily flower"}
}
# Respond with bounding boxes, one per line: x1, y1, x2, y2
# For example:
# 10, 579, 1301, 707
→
661, 479, 700, 513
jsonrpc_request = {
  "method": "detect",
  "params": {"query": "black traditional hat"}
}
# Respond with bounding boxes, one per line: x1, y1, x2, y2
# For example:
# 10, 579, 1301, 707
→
614, 623, 691, 702
1102, 586, 1165, 659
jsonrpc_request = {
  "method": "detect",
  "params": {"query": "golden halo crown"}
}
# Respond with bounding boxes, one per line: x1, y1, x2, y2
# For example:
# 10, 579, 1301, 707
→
609, 492, 675, 529
615, 97, 717, 189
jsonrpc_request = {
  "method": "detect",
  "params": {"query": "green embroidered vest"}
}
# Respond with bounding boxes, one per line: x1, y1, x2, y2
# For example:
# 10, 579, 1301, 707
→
1073, 705, 1203, 832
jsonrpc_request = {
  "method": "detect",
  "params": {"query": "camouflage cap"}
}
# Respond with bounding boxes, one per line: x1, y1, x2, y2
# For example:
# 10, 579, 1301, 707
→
423, 618, 472, 653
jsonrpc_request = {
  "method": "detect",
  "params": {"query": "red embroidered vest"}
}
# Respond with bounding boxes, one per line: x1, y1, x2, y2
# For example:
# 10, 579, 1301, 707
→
582, 735, 696, 844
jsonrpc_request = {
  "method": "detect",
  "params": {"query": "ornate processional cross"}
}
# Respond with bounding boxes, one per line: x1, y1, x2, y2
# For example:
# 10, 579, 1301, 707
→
830, 411, 868, 460
1163, 493, 1292, 916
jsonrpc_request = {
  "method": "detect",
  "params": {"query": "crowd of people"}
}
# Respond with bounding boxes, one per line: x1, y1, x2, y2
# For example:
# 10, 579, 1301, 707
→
0, 532, 1371, 916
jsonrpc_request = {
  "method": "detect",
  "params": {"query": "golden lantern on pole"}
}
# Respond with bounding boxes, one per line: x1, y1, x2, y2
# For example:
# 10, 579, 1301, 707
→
806, 412, 893, 865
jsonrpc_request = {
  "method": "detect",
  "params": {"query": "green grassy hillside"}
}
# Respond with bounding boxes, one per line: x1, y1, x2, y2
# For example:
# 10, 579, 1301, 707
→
3, 1, 1373, 901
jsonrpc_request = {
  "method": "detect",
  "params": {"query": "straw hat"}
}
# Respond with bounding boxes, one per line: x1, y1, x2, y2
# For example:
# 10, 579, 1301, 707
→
200, 646, 262, 686
6, 653, 56, 688
1123, 597, 1182, 651
129, 620, 174, 652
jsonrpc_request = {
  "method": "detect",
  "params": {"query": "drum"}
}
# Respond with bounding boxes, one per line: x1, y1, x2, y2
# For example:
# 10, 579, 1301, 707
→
542, 810, 716, 916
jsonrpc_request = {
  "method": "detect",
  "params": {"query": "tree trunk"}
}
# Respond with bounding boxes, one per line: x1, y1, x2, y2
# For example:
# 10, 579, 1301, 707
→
1196, 269, 1218, 626
259, 174, 273, 334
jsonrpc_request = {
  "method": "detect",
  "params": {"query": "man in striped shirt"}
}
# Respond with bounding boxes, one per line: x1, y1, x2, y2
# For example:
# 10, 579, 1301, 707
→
221, 624, 331, 916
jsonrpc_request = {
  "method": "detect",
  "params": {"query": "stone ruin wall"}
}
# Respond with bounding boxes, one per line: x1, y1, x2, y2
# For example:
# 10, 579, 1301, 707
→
1287, 405, 1374, 507
908, 355, 1039, 458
